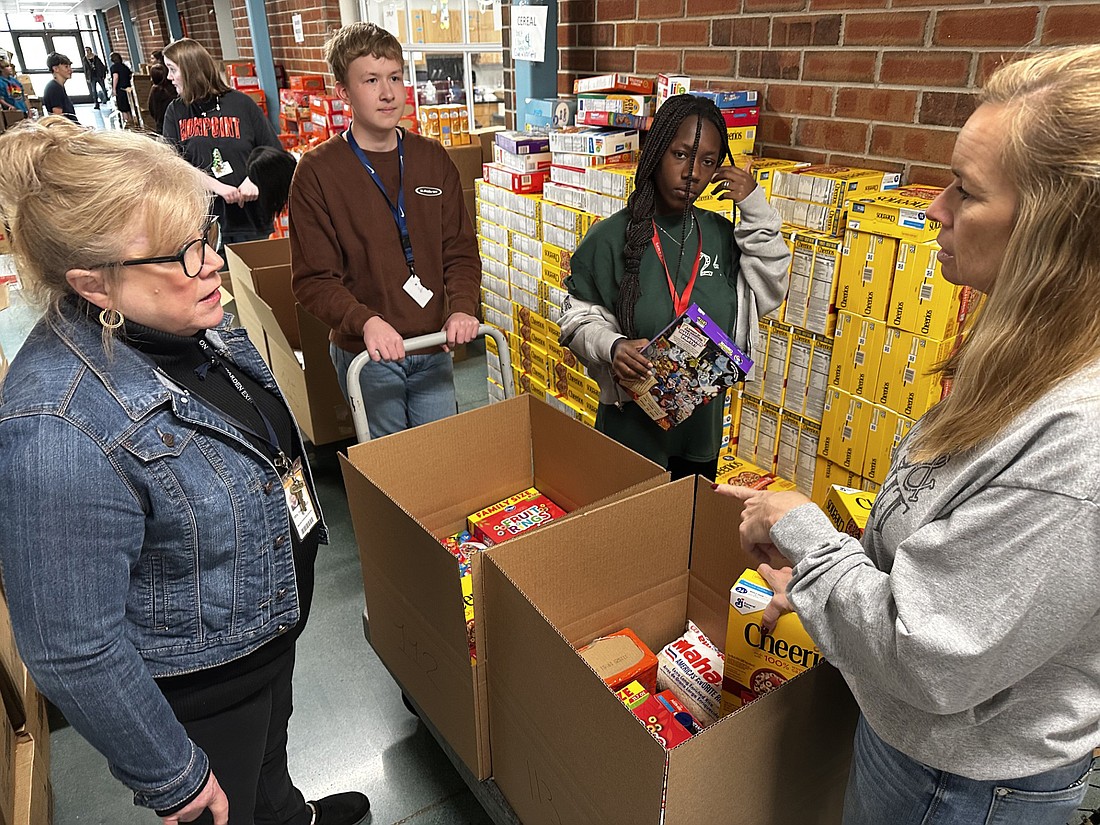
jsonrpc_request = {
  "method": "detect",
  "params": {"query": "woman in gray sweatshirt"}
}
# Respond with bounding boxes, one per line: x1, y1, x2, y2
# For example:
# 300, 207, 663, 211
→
722, 44, 1100, 825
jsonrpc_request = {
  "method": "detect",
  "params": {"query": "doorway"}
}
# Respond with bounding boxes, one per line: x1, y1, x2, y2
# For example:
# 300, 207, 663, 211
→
11, 29, 96, 104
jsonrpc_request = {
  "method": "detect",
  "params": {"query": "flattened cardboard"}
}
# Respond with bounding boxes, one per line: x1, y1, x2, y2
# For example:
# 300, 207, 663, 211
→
229, 247, 354, 446
483, 477, 858, 824
339, 395, 667, 779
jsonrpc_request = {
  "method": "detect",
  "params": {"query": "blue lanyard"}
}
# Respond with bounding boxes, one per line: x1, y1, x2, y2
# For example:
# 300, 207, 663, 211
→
346, 128, 416, 275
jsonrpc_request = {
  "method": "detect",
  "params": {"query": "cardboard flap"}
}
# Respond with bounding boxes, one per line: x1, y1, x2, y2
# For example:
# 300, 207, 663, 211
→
344, 396, 537, 525
528, 395, 667, 512
483, 556, 667, 825
486, 479, 697, 654
240, 283, 297, 362
226, 272, 272, 366
226, 238, 300, 350
666, 664, 857, 822
686, 476, 757, 647
296, 303, 335, 370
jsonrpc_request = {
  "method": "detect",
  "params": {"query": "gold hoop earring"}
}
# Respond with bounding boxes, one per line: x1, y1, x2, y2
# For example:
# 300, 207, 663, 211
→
99, 307, 125, 329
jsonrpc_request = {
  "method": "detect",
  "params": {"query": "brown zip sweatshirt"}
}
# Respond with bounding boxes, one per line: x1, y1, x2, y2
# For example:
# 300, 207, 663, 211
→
289, 129, 481, 354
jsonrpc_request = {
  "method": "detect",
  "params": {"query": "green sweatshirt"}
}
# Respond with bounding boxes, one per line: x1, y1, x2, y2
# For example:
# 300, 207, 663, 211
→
566, 207, 743, 465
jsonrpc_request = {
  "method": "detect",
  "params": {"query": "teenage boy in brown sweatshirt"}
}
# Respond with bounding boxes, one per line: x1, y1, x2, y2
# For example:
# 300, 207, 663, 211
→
290, 23, 481, 438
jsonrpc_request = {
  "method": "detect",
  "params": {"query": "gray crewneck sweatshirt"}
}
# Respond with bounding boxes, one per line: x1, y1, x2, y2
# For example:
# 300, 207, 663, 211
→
772, 359, 1100, 781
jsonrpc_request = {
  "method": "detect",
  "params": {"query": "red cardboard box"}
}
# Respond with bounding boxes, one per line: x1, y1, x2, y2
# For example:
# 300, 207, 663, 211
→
289, 74, 326, 92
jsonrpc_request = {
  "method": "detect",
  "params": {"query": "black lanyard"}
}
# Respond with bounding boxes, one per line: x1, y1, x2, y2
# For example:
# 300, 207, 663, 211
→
346, 128, 416, 276
196, 338, 291, 474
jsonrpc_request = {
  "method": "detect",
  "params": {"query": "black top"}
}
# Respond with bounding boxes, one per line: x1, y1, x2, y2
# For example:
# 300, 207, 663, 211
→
121, 321, 318, 720
110, 60, 132, 90
42, 79, 77, 122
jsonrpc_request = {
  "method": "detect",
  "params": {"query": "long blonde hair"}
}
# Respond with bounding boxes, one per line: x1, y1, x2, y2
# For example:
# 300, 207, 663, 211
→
0, 117, 210, 316
910, 45, 1100, 460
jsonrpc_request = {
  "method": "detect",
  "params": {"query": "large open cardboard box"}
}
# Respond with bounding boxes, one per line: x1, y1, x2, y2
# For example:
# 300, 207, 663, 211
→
339, 394, 668, 779
482, 477, 858, 824
226, 239, 355, 446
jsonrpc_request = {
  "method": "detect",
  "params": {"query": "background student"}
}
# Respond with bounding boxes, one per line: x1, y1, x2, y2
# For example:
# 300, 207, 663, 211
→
109, 51, 133, 126
162, 38, 282, 246
560, 94, 789, 479
42, 52, 77, 122
290, 22, 481, 439
722, 44, 1100, 825
82, 46, 108, 108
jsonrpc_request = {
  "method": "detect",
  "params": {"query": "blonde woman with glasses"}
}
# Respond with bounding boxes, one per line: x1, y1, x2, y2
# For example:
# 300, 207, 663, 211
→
0, 118, 369, 825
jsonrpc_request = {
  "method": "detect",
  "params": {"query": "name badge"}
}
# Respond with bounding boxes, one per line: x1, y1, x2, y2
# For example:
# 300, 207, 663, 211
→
282, 458, 319, 541
210, 148, 234, 180
403, 272, 434, 308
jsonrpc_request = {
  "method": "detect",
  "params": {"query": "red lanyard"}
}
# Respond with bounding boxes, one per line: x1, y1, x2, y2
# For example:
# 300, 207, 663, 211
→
651, 218, 703, 317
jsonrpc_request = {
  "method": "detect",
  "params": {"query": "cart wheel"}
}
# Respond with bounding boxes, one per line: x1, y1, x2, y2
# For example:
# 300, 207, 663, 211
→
401, 692, 419, 717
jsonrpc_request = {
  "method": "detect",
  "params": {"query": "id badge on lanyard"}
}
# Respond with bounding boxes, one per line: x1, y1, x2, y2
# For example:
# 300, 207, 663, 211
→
282, 457, 319, 541
346, 129, 434, 309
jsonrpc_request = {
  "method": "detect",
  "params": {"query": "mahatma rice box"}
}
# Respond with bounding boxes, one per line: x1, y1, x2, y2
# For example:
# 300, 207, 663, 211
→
621, 304, 752, 430
339, 395, 667, 779
226, 239, 354, 445
721, 568, 822, 713
482, 477, 857, 824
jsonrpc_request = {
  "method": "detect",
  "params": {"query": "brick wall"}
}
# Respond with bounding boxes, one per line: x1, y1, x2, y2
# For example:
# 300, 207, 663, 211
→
231, 0, 343, 89
127, 0, 171, 66
179, 0, 224, 60
556, 0, 1100, 184
103, 9, 130, 63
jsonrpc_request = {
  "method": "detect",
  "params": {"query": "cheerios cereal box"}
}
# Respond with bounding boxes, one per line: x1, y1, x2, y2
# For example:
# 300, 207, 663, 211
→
721, 568, 823, 715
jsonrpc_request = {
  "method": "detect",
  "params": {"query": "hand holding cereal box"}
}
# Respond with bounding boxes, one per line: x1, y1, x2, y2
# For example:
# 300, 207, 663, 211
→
721, 568, 823, 714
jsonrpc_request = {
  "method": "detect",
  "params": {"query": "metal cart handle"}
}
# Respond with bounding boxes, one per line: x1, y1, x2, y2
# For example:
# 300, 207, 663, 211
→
347, 324, 514, 443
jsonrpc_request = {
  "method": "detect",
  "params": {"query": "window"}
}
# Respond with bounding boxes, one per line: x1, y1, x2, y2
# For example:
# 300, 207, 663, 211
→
359, 0, 504, 130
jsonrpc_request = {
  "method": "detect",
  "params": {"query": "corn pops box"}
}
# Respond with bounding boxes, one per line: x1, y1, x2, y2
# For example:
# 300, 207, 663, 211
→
467, 487, 567, 545
621, 303, 752, 430
721, 569, 823, 714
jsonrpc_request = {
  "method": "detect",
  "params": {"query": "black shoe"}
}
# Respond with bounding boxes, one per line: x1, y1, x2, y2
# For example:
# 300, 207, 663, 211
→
308, 791, 370, 825
93, 104, 100, 109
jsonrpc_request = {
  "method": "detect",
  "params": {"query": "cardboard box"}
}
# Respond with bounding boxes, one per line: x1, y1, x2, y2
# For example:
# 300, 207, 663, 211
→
0, 694, 13, 825
831, 311, 886, 400
837, 229, 898, 322
226, 239, 355, 446
819, 387, 870, 474
848, 189, 943, 244
12, 733, 50, 825
811, 456, 862, 506
888, 241, 974, 341
0, 592, 26, 731
482, 478, 857, 825
338, 395, 668, 779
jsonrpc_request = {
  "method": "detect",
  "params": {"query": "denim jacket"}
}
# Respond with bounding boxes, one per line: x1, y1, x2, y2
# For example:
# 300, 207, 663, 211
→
0, 302, 326, 811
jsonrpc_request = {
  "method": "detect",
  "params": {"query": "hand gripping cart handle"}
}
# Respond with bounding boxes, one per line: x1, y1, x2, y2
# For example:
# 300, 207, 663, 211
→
346, 324, 515, 443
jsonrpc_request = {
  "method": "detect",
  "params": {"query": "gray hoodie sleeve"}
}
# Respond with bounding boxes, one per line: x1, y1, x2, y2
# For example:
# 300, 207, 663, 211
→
731, 188, 790, 376
772, 490, 1100, 715
558, 295, 632, 406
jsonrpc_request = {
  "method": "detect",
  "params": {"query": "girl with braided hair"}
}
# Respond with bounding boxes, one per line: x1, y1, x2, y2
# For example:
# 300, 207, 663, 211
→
560, 94, 789, 479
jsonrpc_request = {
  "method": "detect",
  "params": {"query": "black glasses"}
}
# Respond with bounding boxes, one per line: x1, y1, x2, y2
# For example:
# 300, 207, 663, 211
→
95, 216, 221, 278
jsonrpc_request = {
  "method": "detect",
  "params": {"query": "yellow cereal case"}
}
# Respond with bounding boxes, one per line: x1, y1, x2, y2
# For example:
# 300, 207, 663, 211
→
722, 569, 823, 714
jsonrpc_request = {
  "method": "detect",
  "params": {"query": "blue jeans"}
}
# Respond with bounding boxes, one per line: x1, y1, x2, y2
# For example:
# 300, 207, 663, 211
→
331, 344, 457, 439
844, 715, 1092, 825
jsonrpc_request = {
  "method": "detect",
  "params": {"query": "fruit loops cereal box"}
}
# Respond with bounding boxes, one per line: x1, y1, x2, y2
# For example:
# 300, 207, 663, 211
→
622, 304, 752, 430
466, 487, 567, 546
440, 531, 488, 663
721, 568, 823, 714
